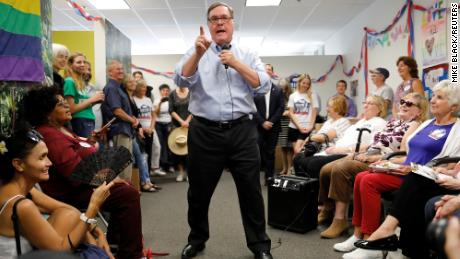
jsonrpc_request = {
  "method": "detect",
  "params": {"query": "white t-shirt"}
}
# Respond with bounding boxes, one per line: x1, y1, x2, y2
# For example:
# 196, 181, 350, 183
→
154, 99, 171, 123
287, 91, 319, 129
317, 117, 351, 143
371, 84, 394, 102
133, 96, 154, 129
333, 116, 387, 149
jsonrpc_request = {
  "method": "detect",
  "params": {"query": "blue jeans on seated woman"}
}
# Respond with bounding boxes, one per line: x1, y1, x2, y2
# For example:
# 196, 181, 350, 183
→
71, 118, 95, 138
133, 137, 151, 185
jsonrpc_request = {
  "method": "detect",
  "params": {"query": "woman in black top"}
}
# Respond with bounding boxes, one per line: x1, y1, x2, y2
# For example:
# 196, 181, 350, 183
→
51, 43, 69, 91
169, 86, 191, 182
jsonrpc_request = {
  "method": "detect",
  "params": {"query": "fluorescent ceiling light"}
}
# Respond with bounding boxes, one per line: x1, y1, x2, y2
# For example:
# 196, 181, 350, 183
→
86, 0, 130, 10
246, 0, 282, 7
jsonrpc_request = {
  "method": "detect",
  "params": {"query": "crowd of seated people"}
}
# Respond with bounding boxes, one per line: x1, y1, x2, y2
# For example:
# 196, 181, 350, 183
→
349, 80, 460, 259
257, 54, 460, 259
318, 92, 428, 240
293, 95, 387, 179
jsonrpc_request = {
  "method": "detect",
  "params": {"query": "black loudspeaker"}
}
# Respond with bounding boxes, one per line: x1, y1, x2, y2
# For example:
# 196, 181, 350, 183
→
267, 175, 318, 233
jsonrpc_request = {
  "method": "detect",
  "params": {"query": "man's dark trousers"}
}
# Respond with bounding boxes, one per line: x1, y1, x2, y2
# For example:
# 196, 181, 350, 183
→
186, 117, 271, 254
257, 128, 280, 179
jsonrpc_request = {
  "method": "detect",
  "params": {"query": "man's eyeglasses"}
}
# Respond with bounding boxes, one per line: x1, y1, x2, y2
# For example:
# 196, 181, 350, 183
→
27, 129, 43, 143
208, 16, 232, 24
400, 99, 416, 107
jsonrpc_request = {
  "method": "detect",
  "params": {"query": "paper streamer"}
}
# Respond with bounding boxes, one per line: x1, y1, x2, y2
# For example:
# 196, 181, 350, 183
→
66, 0, 102, 22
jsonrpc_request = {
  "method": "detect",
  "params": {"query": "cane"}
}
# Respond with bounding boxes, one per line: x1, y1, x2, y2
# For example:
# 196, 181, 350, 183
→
353, 128, 371, 159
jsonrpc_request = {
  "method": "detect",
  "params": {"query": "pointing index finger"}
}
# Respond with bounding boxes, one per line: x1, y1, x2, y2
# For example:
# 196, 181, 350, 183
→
200, 26, 205, 36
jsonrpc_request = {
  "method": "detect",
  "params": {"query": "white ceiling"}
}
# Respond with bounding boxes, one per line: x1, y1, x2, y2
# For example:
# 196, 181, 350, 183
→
52, 0, 377, 56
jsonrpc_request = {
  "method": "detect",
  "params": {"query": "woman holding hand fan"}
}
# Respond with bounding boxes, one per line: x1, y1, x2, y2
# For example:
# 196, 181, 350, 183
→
0, 127, 113, 259
22, 86, 145, 259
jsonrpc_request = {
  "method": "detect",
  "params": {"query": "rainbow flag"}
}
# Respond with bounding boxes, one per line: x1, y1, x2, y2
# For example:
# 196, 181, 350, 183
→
0, 0, 44, 82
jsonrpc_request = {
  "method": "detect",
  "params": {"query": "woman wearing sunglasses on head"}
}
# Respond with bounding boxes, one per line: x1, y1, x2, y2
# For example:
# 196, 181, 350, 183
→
0, 127, 113, 259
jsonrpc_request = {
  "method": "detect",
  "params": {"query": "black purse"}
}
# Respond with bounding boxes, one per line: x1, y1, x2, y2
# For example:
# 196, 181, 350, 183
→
303, 133, 329, 157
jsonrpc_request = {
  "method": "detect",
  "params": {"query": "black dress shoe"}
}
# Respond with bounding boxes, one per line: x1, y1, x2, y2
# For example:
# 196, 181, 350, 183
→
354, 234, 399, 251
181, 243, 205, 259
254, 251, 273, 259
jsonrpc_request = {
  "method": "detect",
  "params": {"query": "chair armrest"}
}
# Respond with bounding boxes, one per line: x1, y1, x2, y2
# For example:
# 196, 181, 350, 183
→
426, 156, 460, 167
381, 151, 407, 161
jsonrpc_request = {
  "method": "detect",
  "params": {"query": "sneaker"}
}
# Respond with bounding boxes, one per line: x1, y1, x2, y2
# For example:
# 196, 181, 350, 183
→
176, 174, 185, 182
168, 166, 175, 173
342, 248, 384, 259
150, 169, 167, 176
334, 235, 360, 252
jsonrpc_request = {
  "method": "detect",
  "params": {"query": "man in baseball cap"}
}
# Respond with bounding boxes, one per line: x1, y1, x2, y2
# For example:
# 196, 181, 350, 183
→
370, 67, 390, 79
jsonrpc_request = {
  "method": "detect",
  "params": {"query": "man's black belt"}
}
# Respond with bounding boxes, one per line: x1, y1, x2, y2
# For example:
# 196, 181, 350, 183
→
193, 115, 250, 129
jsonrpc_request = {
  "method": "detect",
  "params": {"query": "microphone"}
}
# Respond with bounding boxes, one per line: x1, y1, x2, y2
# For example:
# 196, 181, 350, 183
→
221, 44, 231, 69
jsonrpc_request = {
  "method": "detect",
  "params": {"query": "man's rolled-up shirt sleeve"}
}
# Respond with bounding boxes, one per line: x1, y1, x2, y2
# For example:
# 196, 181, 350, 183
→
174, 47, 200, 88
250, 51, 270, 94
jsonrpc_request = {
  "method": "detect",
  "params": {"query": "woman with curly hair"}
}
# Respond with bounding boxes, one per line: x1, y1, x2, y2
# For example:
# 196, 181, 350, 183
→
22, 86, 144, 259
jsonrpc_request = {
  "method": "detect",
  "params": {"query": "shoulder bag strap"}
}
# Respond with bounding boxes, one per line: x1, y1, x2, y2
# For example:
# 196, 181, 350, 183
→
11, 197, 27, 256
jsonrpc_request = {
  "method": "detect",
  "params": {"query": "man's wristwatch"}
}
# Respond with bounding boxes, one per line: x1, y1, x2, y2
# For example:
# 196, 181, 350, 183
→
80, 213, 97, 224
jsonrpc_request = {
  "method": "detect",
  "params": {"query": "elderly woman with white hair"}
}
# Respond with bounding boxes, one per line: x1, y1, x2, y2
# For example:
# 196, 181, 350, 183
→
354, 80, 460, 259
52, 43, 70, 91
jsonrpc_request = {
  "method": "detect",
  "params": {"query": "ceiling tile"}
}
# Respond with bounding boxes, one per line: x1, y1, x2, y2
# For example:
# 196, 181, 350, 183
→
149, 26, 183, 38
137, 9, 176, 26
50, 0, 379, 55
173, 8, 207, 25
128, 0, 168, 9
58, 10, 95, 30
98, 10, 141, 27
239, 6, 278, 32
280, 0, 322, 7
271, 6, 312, 27
167, 0, 206, 8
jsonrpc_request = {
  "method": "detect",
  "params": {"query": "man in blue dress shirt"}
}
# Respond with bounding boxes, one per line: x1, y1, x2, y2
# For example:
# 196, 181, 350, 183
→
174, 2, 273, 259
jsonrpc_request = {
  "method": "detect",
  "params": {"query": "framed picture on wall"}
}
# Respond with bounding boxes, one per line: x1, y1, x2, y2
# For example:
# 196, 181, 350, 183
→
422, 63, 448, 99
421, 0, 447, 67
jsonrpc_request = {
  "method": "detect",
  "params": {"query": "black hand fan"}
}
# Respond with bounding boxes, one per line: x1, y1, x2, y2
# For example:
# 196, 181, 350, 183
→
71, 146, 133, 186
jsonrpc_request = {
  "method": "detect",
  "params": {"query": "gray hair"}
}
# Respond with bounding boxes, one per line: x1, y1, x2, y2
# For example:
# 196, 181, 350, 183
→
107, 60, 122, 73
207, 2, 233, 18
433, 80, 460, 112
52, 43, 69, 58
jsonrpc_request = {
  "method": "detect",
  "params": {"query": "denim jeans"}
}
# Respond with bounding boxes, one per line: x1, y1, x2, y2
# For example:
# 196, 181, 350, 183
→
155, 122, 172, 170
133, 138, 150, 185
